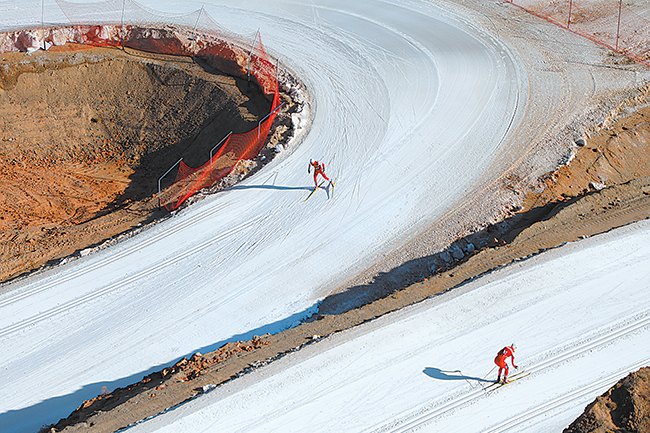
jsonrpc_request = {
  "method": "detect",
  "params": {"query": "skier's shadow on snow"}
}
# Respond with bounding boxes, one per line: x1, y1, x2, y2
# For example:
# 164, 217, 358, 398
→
423, 367, 491, 383
227, 184, 313, 191
228, 183, 334, 198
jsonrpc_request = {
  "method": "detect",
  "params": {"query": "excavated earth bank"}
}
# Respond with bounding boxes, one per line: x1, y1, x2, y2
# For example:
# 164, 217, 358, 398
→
0, 45, 295, 284
565, 367, 650, 433
42, 76, 650, 432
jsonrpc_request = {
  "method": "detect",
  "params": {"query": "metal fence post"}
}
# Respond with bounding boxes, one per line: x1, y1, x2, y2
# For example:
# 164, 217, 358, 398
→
210, 131, 233, 170
192, 6, 204, 53
41, 0, 45, 50
248, 28, 260, 83
616, 0, 623, 51
121, 0, 126, 51
158, 158, 183, 209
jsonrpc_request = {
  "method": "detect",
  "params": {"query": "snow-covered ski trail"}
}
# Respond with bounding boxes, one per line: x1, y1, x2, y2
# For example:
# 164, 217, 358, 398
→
1, 3, 527, 430
2, 1, 650, 432
125, 220, 650, 433
373, 311, 650, 433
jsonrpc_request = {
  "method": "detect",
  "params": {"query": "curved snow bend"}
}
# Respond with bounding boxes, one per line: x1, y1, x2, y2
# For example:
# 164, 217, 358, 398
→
0, 1, 523, 431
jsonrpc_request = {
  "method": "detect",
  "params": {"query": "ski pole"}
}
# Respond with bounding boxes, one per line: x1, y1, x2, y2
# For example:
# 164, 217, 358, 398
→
482, 366, 496, 381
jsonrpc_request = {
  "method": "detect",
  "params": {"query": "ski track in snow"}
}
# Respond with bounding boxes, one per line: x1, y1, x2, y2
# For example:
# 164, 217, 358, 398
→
1, 1, 650, 432
127, 220, 650, 433
378, 313, 650, 433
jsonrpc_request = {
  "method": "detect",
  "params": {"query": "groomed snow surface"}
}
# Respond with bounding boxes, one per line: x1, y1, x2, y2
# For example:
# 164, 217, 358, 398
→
1, 1, 649, 432
129, 219, 650, 433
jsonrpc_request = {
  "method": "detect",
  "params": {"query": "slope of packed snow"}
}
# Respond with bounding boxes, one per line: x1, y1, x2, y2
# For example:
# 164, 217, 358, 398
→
0, 2, 523, 431
0, 1, 647, 432
128, 219, 650, 433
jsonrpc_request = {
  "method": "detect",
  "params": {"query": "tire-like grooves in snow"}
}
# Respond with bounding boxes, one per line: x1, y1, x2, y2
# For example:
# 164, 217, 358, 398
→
375, 312, 650, 433
0, 3, 522, 431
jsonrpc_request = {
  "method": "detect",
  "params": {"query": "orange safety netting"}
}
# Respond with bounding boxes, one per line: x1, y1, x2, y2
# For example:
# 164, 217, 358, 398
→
0, 0, 283, 211
504, 0, 650, 67
158, 30, 281, 211
166, 81, 281, 211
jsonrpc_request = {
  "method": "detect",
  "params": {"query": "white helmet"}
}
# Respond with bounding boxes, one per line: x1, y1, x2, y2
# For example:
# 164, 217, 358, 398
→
511, 343, 517, 351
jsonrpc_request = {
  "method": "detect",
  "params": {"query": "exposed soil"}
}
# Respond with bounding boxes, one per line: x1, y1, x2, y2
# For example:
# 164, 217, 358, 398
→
0, 45, 296, 284
41, 78, 650, 432
565, 367, 650, 433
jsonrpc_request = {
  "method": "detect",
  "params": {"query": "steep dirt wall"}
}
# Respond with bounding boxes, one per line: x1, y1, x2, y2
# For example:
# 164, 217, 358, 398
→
565, 367, 650, 433
0, 46, 294, 283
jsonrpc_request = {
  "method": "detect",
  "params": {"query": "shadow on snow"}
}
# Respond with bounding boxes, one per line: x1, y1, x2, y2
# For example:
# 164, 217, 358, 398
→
1, 302, 319, 433
423, 367, 492, 383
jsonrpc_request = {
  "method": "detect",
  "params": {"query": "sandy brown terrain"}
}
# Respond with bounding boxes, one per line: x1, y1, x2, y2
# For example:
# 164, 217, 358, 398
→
565, 367, 650, 433
0, 45, 296, 284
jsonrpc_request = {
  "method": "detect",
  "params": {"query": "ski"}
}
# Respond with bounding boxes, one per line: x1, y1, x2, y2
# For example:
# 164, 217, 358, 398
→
482, 381, 502, 392
482, 369, 527, 392
493, 372, 531, 390
329, 179, 336, 198
484, 370, 529, 392
305, 181, 325, 201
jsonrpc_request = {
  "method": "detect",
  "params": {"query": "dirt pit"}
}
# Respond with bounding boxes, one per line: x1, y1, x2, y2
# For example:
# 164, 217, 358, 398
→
0, 46, 289, 283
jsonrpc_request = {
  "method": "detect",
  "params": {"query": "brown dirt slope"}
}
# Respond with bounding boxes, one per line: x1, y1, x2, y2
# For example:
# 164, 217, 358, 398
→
565, 367, 650, 433
0, 46, 295, 284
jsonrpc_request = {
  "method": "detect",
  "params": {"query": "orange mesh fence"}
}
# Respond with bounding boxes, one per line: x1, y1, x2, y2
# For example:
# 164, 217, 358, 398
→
0, 0, 283, 212
160, 29, 281, 211
248, 30, 279, 96
505, 0, 650, 66
163, 87, 281, 210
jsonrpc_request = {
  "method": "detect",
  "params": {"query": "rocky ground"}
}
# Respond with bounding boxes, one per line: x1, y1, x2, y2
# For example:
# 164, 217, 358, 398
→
2, 42, 650, 433
565, 367, 650, 433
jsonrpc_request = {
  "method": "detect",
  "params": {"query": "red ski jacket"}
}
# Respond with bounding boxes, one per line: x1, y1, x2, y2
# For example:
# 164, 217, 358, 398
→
495, 346, 517, 368
310, 161, 324, 173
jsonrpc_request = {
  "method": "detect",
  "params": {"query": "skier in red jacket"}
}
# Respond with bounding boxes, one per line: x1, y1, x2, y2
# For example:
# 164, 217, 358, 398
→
494, 344, 517, 383
308, 160, 331, 186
